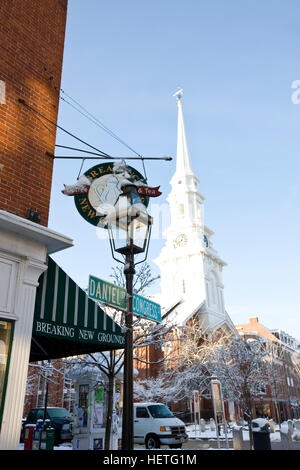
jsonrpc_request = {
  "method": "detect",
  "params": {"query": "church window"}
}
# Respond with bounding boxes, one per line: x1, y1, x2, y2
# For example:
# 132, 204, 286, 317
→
206, 280, 211, 306
218, 288, 224, 312
182, 280, 186, 294
211, 277, 217, 305
178, 204, 184, 216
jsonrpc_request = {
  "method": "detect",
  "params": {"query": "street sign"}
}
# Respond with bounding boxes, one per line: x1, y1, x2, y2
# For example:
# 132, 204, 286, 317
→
89, 275, 127, 310
88, 275, 161, 323
133, 293, 161, 323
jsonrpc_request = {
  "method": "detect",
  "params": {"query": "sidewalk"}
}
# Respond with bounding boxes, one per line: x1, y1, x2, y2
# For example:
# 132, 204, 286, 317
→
183, 422, 300, 450
184, 437, 300, 450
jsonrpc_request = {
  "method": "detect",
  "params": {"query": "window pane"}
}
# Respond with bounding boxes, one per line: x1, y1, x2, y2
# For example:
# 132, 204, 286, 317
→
148, 405, 174, 418
136, 407, 149, 418
37, 410, 44, 419
47, 408, 72, 418
0, 321, 13, 422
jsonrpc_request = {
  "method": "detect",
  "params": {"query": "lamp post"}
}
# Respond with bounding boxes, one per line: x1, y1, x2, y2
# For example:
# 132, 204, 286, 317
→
106, 185, 152, 450
42, 360, 53, 421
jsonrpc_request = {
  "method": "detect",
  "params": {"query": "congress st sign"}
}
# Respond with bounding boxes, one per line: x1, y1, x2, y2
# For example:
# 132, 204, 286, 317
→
133, 293, 161, 323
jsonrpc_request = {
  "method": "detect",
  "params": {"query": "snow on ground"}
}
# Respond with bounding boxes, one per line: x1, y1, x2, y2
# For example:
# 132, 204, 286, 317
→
186, 422, 282, 442
18, 421, 290, 450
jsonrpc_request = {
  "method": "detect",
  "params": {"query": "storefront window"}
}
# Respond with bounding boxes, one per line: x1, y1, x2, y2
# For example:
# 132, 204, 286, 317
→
0, 320, 13, 428
255, 403, 271, 418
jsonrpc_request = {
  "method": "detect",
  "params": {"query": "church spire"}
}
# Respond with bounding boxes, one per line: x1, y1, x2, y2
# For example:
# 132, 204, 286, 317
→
173, 88, 194, 178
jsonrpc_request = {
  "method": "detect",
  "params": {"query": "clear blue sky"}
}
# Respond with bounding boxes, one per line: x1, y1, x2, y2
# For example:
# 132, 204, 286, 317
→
49, 0, 300, 339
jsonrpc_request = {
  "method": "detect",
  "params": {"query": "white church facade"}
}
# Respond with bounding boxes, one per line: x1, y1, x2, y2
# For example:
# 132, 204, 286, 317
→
155, 91, 236, 334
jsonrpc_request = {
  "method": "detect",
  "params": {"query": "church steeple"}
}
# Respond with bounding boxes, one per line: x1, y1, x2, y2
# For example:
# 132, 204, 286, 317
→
168, 89, 203, 229
154, 91, 229, 328
173, 89, 194, 178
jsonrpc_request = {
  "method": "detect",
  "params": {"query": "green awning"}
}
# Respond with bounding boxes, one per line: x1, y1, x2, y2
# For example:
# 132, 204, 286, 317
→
30, 256, 125, 361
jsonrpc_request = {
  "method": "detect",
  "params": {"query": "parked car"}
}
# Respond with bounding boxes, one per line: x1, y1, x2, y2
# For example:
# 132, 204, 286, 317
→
252, 418, 270, 432
23, 407, 73, 445
134, 402, 188, 449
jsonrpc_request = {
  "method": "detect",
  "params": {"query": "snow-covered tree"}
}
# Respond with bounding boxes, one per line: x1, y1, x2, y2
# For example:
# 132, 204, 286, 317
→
209, 336, 268, 449
134, 376, 171, 403
110, 262, 160, 297
162, 318, 231, 402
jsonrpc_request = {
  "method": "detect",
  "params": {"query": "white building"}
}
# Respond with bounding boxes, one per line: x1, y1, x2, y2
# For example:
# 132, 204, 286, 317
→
270, 328, 300, 354
0, 211, 73, 449
155, 91, 236, 333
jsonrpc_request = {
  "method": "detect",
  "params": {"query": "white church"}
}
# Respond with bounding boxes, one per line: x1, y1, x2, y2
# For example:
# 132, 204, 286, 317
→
154, 90, 236, 334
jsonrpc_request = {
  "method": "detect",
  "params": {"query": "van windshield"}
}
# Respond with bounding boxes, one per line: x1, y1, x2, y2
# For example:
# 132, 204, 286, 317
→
148, 405, 175, 418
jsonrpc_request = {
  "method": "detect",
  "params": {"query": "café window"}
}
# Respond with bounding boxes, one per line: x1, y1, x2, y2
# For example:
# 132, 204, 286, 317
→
0, 320, 13, 428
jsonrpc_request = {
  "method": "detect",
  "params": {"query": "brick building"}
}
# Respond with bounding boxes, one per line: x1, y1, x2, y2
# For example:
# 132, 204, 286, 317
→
23, 359, 74, 418
0, 0, 72, 449
235, 317, 300, 421
0, 0, 68, 225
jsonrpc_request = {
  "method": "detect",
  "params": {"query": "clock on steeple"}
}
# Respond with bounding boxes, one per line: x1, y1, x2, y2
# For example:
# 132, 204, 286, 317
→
173, 233, 187, 248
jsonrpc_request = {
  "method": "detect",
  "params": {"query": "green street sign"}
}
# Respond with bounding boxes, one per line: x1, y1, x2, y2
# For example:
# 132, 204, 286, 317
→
133, 293, 161, 323
88, 275, 161, 323
89, 275, 127, 310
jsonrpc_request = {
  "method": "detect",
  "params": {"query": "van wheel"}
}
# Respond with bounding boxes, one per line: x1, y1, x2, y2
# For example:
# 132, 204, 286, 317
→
169, 444, 182, 449
145, 435, 160, 449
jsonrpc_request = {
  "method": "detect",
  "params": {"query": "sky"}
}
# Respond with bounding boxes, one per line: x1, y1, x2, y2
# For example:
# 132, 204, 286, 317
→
49, 0, 300, 339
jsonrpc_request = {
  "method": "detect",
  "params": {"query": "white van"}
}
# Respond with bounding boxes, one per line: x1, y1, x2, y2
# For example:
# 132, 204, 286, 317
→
133, 402, 188, 449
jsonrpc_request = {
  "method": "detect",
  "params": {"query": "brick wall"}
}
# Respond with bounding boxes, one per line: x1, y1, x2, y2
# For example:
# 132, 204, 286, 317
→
23, 359, 72, 418
0, 0, 68, 226
235, 316, 280, 343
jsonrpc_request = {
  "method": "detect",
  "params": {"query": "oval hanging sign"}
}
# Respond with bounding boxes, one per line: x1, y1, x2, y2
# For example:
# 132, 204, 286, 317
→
62, 161, 150, 228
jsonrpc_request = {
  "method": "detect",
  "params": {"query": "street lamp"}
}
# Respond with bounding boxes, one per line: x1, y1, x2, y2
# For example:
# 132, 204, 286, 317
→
42, 360, 54, 421
106, 186, 152, 450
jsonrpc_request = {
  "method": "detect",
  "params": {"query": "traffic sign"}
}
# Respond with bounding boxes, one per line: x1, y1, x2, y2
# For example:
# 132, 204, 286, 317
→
88, 275, 161, 322
89, 275, 127, 310
133, 293, 161, 323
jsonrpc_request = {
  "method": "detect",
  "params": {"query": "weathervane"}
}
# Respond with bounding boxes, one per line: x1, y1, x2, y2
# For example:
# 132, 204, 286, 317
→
173, 87, 183, 102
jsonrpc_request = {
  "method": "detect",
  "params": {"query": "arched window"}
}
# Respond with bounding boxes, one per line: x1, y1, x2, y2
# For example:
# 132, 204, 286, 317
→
211, 272, 218, 305
206, 271, 221, 310
178, 204, 184, 216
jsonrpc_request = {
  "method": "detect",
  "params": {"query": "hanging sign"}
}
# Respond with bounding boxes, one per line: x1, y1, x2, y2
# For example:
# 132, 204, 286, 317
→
61, 160, 162, 228
137, 186, 162, 197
